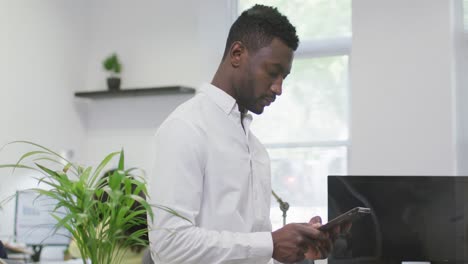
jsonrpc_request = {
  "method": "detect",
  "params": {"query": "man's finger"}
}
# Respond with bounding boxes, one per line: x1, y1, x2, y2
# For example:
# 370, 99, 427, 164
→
332, 224, 341, 235
309, 216, 322, 225
315, 239, 333, 259
297, 224, 328, 240
342, 221, 352, 233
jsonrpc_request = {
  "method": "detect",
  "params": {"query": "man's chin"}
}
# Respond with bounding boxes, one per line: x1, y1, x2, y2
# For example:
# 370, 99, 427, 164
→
245, 103, 265, 115
250, 107, 264, 115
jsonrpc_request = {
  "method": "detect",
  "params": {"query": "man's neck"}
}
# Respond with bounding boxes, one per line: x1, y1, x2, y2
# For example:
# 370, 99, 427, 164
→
211, 62, 237, 100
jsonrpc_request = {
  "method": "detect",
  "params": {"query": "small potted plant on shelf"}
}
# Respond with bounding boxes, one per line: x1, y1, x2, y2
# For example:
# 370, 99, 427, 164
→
0, 141, 189, 264
103, 53, 122, 91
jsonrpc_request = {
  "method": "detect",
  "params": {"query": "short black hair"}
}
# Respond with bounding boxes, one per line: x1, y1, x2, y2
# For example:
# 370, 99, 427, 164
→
223, 4, 299, 59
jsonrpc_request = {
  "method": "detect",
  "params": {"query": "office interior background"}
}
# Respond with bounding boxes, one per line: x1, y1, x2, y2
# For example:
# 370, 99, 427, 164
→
1, 0, 468, 257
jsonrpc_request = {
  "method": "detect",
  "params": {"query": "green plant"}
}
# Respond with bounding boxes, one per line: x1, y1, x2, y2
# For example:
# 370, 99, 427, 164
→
0, 141, 188, 264
103, 53, 122, 76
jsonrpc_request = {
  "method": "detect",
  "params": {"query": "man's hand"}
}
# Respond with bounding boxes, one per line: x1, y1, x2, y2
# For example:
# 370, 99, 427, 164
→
305, 216, 352, 260
304, 216, 331, 260
271, 220, 329, 263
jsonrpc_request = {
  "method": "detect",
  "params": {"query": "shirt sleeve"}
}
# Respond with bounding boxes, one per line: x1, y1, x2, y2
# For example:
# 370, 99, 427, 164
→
148, 117, 274, 264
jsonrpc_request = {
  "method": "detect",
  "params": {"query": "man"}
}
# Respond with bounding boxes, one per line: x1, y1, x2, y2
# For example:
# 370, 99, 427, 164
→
149, 4, 341, 264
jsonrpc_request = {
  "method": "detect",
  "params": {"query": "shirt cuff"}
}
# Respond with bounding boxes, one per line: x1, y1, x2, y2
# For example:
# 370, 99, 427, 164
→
249, 231, 274, 259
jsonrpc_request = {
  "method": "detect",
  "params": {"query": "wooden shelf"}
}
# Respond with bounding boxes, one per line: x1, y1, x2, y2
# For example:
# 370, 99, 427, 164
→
75, 86, 196, 99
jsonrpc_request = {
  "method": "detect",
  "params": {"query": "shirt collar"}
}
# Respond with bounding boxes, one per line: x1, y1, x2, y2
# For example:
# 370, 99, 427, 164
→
199, 83, 254, 136
199, 83, 238, 115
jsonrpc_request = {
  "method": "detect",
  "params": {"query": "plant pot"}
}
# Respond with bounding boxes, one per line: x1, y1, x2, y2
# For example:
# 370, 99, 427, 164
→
107, 77, 121, 91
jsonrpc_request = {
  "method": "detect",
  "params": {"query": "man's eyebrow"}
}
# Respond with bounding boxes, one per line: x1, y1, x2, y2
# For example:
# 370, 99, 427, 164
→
269, 63, 287, 73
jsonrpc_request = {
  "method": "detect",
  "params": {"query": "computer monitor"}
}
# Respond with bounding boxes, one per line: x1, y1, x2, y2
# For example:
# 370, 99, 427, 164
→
327, 176, 468, 264
15, 190, 70, 246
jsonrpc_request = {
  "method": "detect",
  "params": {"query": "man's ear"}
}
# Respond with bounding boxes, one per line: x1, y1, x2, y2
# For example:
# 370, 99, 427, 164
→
229, 41, 246, 68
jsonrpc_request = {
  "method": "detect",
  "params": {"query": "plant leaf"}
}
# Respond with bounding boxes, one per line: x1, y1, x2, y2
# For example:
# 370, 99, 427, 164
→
118, 149, 124, 171
89, 151, 120, 187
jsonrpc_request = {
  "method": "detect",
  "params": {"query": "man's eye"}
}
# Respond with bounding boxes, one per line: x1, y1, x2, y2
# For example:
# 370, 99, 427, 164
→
268, 70, 279, 78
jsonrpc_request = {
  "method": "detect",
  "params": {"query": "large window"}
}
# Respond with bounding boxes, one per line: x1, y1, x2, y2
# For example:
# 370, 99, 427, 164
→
237, 0, 351, 230
464, 0, 468, 27
460, 1, 468, 175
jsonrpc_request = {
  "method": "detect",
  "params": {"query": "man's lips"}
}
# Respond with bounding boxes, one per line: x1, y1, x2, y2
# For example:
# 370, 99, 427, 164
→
264, 96, 276, 106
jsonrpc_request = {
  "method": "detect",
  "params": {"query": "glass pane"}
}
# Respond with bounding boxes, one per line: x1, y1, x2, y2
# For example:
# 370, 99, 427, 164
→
251, 56, 349, 143
238, 0, 351, 40
465, 0, 468, 28
269, 146, 347, 230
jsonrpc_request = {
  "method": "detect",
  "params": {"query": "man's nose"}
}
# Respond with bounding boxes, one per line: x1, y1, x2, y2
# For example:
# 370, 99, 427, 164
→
271, 79, 283, 96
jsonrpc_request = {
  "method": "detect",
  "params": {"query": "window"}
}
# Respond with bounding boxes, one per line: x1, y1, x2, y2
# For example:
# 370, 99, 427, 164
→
236, 0, 351, 230
464, 0, 468, 27
238, 0, 351, 40
460, 0, 468, 175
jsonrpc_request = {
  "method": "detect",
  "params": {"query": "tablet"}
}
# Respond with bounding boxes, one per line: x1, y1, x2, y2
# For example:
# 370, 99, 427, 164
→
318, 207, 371, 231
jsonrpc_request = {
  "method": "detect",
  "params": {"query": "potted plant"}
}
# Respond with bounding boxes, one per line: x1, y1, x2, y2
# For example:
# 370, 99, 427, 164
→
103, 53, 122, 91
0, 141, 188, 264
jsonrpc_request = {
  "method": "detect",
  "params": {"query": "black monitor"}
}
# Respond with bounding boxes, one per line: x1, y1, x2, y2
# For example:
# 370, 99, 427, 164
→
327, 176, 468, 264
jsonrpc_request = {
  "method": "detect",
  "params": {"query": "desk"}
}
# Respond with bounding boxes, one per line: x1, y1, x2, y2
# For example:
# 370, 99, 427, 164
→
34, 261, 83, 264
0, 260, 84, 264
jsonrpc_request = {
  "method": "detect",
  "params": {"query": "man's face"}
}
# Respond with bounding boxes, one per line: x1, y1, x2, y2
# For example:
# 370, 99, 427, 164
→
237, 38, 294, 115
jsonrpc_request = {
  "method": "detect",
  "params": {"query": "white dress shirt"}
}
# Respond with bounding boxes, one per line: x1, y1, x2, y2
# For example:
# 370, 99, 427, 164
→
148, 83, 275, 264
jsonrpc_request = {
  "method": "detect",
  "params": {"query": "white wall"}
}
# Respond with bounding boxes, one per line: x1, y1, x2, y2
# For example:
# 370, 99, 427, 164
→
350, 0, 457, 175
0, 1, 89, 238
79, 0, 232, 171
82, 0, 202, 90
